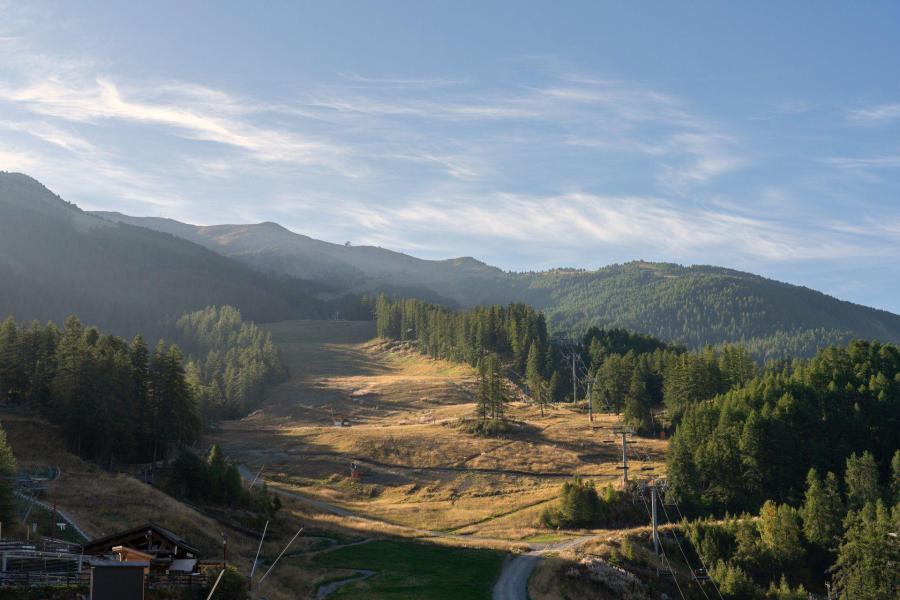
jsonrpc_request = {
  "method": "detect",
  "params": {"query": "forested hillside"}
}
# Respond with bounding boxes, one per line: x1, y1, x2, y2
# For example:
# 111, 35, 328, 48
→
0, 315, 198, 464
168, 305, 287, 423
667, 340, 900, 598
524, 262, 900, 358
96, 210, 900, 359
375, 295, 758, 434
376, 295, 899, 596
0, 172, 325, 338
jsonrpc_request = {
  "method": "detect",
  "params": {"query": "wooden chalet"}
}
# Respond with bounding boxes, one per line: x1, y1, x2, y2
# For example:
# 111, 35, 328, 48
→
83, 522, 214, 575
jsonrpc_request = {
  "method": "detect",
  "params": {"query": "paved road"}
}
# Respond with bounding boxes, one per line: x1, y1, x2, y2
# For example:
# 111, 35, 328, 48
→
492, 552, 543, 600
491, 535, 602, 600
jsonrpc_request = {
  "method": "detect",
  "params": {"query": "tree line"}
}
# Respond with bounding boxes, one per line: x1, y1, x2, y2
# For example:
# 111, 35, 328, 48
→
0, 305, 291, 465
682, 451, 899, 599
0, 315, 199, 464
667, 340, 900, 515
375, 295, 763, 435
168, 305, 286, 423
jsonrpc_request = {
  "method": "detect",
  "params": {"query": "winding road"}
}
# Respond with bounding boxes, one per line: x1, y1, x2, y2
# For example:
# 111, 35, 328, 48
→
238, 464, 608, 600
492, 536, 598, 600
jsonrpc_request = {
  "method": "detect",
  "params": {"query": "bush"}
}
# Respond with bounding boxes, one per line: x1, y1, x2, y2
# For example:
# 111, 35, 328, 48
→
161, 445, 280, 516
540, 477, 601, 528
540, 480, 645, 529
458, 418, 515, 437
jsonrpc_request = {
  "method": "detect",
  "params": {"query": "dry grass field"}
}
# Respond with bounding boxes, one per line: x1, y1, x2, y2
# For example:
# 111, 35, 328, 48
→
213, 320, 668, 541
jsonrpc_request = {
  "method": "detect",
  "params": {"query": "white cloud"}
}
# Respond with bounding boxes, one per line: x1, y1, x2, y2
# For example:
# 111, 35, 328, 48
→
825, 155, 900, 169
848, 103, 900, 123
4, 78, 349, 168
298, 191, 877, 264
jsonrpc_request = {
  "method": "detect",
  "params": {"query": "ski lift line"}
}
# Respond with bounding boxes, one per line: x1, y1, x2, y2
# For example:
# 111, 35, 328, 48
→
249, 466, 265, 489
257, 527, 303, 587
667, 495, 726, 600
637, 491, 688, 600
249, 520, 269, 582
657, 500, 712, 600
206, 568, 226, 600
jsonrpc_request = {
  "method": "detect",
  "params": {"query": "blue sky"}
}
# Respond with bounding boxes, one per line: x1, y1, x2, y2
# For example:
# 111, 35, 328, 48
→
2, 2, 900, 312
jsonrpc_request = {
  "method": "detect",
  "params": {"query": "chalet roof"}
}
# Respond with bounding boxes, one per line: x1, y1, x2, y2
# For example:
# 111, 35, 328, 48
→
84, 522, 201, 557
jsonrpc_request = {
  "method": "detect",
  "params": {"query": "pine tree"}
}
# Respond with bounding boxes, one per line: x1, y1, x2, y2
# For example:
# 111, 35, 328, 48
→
891, 449, 900, 505
623, 368, 653, 434
831, 500, 899, 600
766, 575, 807, 600
130, 336, 150, 452
844, 451, 880, 510
525, 341, 542, 402
757, 500, 804, 564
476, 359, 490, 421
0, 424, 17, 525
801, 468, 843, 548
666, 434, 700, 508
738, 409, 767, 504
487, 354, 506, 420
207, 443, 228, 501
52, 316, 90, 456
0, 317, 23, 403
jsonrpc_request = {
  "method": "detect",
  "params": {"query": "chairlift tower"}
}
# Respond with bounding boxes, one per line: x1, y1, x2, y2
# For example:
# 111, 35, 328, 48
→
635, 478, 668, 557
611, 426, 637, 486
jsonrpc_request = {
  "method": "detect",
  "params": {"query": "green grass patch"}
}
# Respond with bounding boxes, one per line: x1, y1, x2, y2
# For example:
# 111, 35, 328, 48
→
314, 539, 506, 599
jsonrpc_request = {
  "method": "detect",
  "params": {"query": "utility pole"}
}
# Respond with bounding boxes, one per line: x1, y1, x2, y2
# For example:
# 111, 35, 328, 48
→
571, 352, 577, 404
651, 484, 659, 555
585, 379, 594, 423
614, 428, 635, 486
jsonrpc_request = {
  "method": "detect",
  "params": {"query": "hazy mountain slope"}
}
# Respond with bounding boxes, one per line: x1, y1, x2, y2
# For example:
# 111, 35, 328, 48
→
0, 173, 324, 336
94, 211, 527, 306
91, 209, 900, 358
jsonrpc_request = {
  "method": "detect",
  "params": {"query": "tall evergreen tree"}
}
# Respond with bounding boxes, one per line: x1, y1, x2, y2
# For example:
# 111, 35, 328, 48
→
844, 451, 880, 510
890, 449, 900, 505
0, 424, 17, 525
757, 500, 804, 564
525, 341, 543, 402
831, 501, 899, 600
623, 367, 653, 434
801, 468, 843, 548
52, 316, 90, 456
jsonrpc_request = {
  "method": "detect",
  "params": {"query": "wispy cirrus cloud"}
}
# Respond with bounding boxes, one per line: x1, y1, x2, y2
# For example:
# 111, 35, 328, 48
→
825, 155, 900, 169
3, 77, 351, 169
847, 103, 900, 123
271, 189, 880, 266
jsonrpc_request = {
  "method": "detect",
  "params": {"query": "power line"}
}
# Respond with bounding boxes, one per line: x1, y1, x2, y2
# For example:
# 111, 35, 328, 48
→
637, 489, 687, 600
657, 499, 712, 600
668, 495, 725, 600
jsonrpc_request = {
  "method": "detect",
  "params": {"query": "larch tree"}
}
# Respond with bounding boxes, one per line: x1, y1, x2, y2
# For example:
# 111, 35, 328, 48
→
801, 468, 843, 548
844, 451, 880, 510
0, 423, 16, 525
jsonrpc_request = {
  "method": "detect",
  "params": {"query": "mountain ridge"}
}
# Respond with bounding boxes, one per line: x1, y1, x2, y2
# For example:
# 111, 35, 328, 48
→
91, 206, 900, 358
0, 172, 325, 336
3, 172, 898, 358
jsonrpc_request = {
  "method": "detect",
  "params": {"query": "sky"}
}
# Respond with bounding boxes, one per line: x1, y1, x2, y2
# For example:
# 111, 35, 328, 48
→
1, 2, 899, 313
